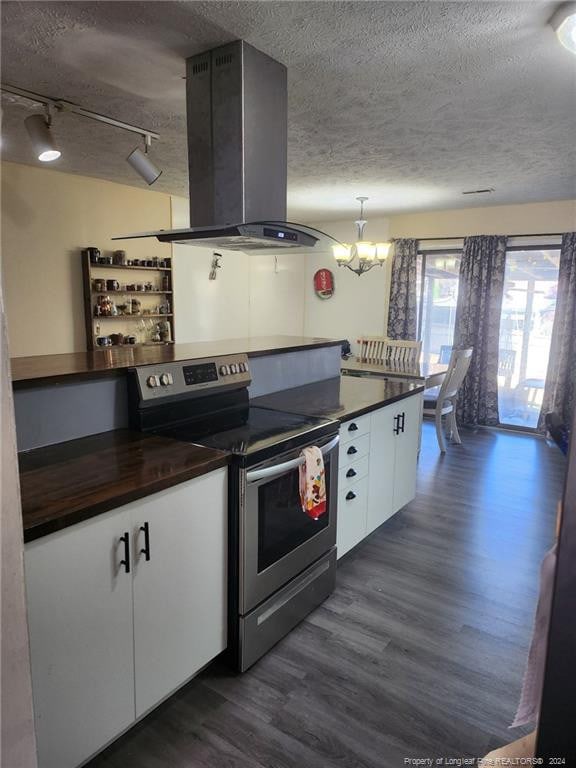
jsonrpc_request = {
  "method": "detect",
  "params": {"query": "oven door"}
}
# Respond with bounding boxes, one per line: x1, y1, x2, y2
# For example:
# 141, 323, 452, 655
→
241, 432, 339, 614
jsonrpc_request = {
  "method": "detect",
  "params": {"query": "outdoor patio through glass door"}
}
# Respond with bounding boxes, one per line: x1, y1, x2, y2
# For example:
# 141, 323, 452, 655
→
498, 248, 561, 430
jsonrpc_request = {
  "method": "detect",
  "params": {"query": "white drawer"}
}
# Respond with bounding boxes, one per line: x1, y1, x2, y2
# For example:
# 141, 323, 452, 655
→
339, 455, 369, 491
341, 413, 371, 442
339, 433, 370, 468
337, 476, 369, 558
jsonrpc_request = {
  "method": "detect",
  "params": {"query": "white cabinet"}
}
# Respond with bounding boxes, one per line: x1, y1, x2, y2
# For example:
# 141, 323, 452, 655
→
336, 392, 422, 558
391, 393, 422, 513
25, 468, 227, 768
366, 405, 397, 533
132, 470, 227, 717
337, 476, 369, 557
25, 507, 135, 768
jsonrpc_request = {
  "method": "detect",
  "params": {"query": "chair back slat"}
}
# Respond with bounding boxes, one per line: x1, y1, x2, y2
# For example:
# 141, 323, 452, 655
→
438, 347, 473, 401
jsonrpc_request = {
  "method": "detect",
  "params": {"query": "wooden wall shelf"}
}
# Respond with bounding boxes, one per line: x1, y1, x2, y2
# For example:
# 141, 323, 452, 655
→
82, 251, 175, 350
89, 263, 172, 272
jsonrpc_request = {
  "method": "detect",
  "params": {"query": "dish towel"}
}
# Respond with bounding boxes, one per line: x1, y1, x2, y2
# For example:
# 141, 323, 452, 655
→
299, 446, 327, 520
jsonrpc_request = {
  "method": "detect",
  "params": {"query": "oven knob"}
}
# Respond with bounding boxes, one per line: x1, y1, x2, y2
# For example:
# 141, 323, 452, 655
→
166, 372, 174, 385
159, 373, 170, 386
219, 365, 229, 376
147, 375, 159, 388
240, 362, 247, 372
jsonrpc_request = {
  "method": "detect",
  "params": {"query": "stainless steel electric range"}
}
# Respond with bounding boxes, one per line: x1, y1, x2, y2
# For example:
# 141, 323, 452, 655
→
128, 353, 339, 671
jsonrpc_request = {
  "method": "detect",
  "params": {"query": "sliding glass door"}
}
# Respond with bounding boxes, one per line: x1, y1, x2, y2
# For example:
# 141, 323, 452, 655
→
498, 249, 560, 429
416, 253, 461, 366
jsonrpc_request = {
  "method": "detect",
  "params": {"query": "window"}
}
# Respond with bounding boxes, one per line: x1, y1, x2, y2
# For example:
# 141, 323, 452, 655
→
497, 248, 560, 429
416, 252, 461, 366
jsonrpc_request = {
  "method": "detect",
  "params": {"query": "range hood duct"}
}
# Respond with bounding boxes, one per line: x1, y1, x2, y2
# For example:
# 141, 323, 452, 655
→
114, 41, 322, 252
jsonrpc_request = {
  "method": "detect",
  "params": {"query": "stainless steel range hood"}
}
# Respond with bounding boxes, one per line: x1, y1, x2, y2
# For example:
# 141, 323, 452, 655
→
114, 41, 321, 252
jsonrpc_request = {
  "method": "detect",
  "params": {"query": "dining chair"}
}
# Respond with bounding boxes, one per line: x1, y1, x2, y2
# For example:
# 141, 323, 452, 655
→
423, 347, 473, 453
498, 348, 516, 389
384, 339, 422, 366
357, 336, 388, 364
357, 337, 422, 366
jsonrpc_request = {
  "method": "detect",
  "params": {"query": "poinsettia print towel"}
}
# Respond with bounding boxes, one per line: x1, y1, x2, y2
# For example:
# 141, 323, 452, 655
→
298, 446, 327, 520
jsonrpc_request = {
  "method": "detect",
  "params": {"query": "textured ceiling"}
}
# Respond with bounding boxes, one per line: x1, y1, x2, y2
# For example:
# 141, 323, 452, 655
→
1, 1, 575, 221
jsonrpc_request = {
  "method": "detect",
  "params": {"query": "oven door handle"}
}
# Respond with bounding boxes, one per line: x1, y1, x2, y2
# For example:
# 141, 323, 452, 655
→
246, 435, 340, 484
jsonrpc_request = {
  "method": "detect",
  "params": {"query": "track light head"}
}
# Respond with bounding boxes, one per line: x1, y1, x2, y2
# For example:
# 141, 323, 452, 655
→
127, 135, 162, 185
550, 1, 576, 53
24, 109, 61, 162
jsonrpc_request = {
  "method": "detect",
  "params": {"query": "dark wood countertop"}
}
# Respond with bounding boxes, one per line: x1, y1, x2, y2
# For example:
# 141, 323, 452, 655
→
252, 375, 424, 422
11, 336, 345, 387
19, 430, 229, 542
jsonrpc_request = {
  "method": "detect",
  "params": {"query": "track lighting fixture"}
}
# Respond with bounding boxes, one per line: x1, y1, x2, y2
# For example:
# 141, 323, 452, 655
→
126, 134, 162, 185
24, 105, 61, 162
2, 83, 161, 178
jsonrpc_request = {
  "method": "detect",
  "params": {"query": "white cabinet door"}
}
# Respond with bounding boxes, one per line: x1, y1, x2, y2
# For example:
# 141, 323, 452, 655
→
392, 393, 422, 513
337, 476, 369, 558
132, 468, 228, 717
367, 403, 397, 534
25, 509, 135, 768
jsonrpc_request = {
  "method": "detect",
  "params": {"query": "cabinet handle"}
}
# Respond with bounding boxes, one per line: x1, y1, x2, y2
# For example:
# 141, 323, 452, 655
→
346, 468, 357, 478
347, 445, 357, 455
348, 422, 359, 432
119, 532, 130, 574
346, 491, 356, 501
401, 412, 406, 433
140, 522, 151, 562
393, 414, 400, 435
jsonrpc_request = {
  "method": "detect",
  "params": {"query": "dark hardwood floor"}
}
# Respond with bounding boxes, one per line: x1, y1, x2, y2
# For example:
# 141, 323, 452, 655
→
87, 424, 565, 768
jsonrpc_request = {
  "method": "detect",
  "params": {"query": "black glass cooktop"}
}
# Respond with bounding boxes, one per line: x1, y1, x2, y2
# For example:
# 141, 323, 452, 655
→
159, 406, 337, 459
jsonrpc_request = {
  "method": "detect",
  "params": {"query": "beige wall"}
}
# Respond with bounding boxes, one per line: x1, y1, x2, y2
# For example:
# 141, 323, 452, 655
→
170, 195, 305, 343
303, 217, 391, 354
0, 164, 306, 358
389, 199, 576, 239
302, 201, 576, 351
1, 162, 171, 357
1, 273, 37, 767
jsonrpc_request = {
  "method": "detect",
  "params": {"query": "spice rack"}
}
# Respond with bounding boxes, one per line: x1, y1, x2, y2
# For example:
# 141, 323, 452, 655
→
82, 250, 176, 350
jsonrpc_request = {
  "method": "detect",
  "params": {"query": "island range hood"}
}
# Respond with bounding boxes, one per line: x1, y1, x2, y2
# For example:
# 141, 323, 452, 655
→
114, 41, 321, 252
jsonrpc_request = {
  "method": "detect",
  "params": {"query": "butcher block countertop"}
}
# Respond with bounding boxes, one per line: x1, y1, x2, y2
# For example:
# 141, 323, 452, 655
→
11, 336, 345, 387
19, 430, 229, 542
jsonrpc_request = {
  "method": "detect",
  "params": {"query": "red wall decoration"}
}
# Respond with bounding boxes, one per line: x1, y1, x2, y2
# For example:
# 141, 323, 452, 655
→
313, 269, 335, 300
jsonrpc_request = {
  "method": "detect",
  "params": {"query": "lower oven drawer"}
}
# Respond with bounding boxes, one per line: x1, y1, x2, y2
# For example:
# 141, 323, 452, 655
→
239, 548, 336, 672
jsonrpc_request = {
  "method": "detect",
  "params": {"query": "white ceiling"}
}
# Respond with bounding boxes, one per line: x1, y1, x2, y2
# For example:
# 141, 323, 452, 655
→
1, 1, 575, 222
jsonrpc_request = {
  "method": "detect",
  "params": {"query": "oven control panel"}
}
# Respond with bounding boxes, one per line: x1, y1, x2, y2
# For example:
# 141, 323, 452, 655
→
132, 353, 251, 403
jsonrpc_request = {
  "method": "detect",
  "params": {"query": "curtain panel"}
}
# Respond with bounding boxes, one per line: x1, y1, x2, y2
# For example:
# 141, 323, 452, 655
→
454, 235, 507, 427
387, 238, 419, 340
539, 232, 576, 432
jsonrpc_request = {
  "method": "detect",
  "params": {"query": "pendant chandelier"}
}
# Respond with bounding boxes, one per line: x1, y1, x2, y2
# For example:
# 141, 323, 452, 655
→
332, 197, 392, 276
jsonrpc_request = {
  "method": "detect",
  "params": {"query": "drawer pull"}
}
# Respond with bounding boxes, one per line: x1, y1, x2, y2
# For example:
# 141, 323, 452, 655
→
347, 446, 357, 455
346, 491, 356, 501
139, 522, 151, 562
119, 532, 130, 574
348, 422, 359, 432
346, 468, 357, 478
